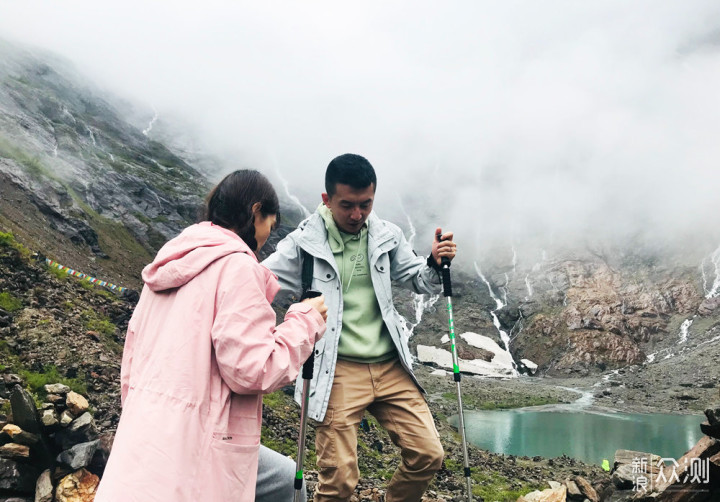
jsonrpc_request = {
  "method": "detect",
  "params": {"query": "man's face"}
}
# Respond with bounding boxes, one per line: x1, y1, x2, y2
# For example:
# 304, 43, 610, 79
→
322, 183, 375, 234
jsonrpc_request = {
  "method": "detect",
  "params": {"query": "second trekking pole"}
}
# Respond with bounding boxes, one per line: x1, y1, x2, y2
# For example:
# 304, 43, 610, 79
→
437, 232, 472, 501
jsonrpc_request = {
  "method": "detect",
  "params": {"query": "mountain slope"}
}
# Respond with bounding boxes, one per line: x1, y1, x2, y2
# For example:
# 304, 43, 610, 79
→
0, 39, 210, 289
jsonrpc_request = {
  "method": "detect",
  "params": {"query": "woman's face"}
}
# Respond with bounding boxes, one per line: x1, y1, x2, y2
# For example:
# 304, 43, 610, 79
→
254, 212, 277, 251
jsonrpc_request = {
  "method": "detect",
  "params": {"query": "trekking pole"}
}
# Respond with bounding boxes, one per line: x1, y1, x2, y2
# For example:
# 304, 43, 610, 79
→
294, 328, 315, 502
437, 231, 472, 501
294, 248, 318, 502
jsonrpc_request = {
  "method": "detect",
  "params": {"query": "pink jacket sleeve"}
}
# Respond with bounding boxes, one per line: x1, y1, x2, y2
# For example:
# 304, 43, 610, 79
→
211, 254, 325, 394
120, 321, 137, 407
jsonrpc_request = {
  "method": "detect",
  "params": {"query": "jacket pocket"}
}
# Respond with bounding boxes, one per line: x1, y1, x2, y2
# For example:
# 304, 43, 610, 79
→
313, 261, 336, 283
207, 433, 259, 500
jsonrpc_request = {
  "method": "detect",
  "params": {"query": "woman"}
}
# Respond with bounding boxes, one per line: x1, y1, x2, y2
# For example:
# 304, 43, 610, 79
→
96, 170, 327, 501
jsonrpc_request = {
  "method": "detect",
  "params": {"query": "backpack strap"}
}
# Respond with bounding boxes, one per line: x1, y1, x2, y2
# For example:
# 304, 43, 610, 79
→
300, 249, 313, 296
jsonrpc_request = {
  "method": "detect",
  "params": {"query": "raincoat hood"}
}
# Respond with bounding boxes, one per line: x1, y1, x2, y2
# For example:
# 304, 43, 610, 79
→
142, 222, 259, 292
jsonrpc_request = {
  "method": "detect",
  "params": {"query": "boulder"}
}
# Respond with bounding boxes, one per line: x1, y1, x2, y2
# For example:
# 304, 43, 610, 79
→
0, 425, 40, 447
54, 413, 98, 451
614, 450, 662, 475
60, 410, 74, 427
706, 408, 720, 426
55, 469, 99, 502
9, 388, 41, 434
56, 440, 100, 472
612, 464, 638, 490
45, 393, 65, 405
700, 421, 720, 440
574, 476, 599, 502
564, 478, 582, 500
43, 383, 70, 395
698, 296, 720, 316
0, 458, 38, 494
87, 433, 114, 477
40, 409, 58, 428
35, 469, 53, 502
516, 484, 566, 502
0, 443, 30, 461
65, 392, 88, 417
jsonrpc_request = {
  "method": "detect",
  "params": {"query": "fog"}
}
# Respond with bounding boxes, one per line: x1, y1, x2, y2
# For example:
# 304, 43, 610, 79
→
2, 1, 720, 266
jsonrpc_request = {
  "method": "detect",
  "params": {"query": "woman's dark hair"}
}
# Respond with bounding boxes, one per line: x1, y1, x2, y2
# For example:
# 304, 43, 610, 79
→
325, 153, 377, 197
204, 169, 280, 251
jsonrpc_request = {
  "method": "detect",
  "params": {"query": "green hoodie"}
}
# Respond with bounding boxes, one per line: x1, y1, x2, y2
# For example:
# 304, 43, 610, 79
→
318, 204, 396, 363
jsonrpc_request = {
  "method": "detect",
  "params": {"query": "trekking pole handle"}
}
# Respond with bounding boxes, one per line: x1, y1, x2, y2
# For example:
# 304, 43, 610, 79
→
436, 232, 453, 297
300, 289, 322, 379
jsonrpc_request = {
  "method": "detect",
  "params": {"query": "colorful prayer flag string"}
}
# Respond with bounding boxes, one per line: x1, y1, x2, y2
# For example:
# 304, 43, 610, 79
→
44, 258, 127, 293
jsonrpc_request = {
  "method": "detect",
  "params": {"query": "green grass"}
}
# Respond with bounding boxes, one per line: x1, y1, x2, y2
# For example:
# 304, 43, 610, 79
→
444, 459, 544, 501
0, 231, 32, 260
0, 291, 23, 313
46, 264, 70, 281
442, 392, 560, 410
81, 309, 122, 353
81, 309, 116, 336
19, 365, 87, 395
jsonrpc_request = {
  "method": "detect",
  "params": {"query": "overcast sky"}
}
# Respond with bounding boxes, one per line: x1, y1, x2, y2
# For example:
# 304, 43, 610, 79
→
2, 1, 720, 265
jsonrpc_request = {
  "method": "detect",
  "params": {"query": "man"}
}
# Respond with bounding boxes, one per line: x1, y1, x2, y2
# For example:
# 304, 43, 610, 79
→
264, 153, 457, 502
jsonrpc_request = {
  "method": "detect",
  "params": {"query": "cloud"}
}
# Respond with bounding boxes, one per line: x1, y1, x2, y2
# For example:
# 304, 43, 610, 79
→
2, 0, 720, 262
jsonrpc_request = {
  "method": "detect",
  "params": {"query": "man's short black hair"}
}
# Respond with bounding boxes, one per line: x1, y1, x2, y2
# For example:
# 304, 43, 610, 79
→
325, 153, 377, 197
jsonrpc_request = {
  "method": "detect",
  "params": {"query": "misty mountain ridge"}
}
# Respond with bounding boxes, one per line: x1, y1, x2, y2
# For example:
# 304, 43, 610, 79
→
0, 38, 719, 408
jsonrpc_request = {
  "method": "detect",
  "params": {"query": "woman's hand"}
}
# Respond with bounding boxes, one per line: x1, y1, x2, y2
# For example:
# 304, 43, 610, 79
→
302, 294, 328, 322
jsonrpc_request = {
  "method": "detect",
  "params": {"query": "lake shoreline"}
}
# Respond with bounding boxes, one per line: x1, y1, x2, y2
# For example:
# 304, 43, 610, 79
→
415, 363, 716, 417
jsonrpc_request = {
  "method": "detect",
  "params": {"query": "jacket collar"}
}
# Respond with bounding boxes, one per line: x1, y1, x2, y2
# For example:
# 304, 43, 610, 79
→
296, 211, 395, 261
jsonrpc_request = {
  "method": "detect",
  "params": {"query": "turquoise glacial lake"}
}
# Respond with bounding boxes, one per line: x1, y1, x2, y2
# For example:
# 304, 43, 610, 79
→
452, 409, 704, 465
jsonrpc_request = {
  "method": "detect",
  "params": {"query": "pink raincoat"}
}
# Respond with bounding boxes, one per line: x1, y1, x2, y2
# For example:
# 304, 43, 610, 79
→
95, 222, 325, 501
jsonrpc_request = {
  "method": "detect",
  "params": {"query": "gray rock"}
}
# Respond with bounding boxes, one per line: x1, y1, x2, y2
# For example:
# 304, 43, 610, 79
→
69, 413, 93, 432
0, 457, 38, 494
574, 476, 599, 502
565, 478, 583, 500
2, 426, 40, 447
45, 394, 65, 404
9, 387, 41, 434
53, 412, 98, 450
35, 469, 53, 502
40, 409, 58, 428
705, 408, 720, 426
611, 464, 636, 490
56, 440, 100, 471
60, 410, 73, 427
87, 433, 114, 477
698, 296, 720, 316
43, 383, 70, 395
0, 443, 30, 461
700, 421, 720, 440
2, 374, 22, 387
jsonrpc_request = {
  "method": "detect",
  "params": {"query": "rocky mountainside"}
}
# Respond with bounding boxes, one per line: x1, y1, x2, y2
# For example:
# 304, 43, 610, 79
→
0, 39, 210, 289
401, 244, 720, 410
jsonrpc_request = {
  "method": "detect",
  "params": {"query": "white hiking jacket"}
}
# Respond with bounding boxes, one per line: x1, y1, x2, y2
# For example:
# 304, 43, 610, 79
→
263, 211, 441, 421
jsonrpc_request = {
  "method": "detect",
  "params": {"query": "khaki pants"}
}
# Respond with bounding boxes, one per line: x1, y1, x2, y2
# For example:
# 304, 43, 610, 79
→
314, 359, 444, 502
